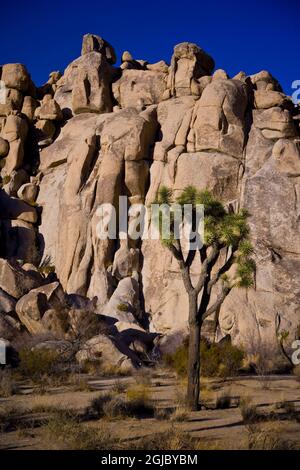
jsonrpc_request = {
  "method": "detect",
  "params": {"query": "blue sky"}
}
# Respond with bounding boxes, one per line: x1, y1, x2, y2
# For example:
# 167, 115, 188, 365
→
0, 0, 299, 94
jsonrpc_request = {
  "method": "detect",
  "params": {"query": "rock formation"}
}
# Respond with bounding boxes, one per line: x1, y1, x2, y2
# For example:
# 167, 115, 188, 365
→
0, 33, 299, 370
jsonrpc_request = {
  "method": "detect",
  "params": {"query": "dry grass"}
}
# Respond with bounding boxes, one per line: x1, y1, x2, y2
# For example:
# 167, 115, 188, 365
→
154, 407, 172, 420
133, 368, 152, 386
124, 384, 154, 417
293, 365, 300, 382
174, 384, 187, 408
127, 427, 197, 450
170, 407, 189, 422
44, 409, 115, 449
87, 393, 114, 418
239, 397, 261, 424
247, 422, 295, 450
87, 384, 154, 420
112, 378, 126, 394
81, 359, 129, 377
68, 374, 92, 392
0, 369, 17, 397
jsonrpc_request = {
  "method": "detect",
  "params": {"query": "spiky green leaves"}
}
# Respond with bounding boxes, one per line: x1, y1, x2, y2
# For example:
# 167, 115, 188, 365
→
156, 186, 173, 205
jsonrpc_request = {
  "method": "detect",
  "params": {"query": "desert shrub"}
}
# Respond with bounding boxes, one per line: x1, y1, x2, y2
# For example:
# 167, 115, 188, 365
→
170, 407, 188, 422
164, 337, 244, 378
18, 348, 60, 382
247, 423, 295, 450
38, 255, 55, 276
215, 393, 232, 409
239, 397, 260, 424
117, 303, 129, 312
69, 375, 92, 392
280, 401, 297, 420
0, 369, 17, 397
1, 175, 11, 185
81, 359, 101, 375
128, 427, 197, 450
200, 338, 244, 378
87, 386, 154, 420
174, 384, 188, 407
125, 384, 154, 417
45, 410, 115, 450
112, 378, 126, 393
154, 407, 172, 420
126, 384, 150, 404
133, 368, 152, 386
164, 338, 189, 377
102, 396, 128, 419
88, 393, 114, 418
0, 405, 16, 432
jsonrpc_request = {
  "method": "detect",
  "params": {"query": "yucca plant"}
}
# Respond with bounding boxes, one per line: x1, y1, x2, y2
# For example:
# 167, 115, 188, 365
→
156, 185, 255, 410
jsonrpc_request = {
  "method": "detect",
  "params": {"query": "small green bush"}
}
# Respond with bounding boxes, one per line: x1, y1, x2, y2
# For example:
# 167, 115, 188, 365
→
164, 337, 244, 378
87, 385, 154, 419
201, 338, 245, 377
38, 255, 55, 276
19, 348, 59, 381
117, 303, 129, 312
164, 338, 189, 377
1, 175, 11, 185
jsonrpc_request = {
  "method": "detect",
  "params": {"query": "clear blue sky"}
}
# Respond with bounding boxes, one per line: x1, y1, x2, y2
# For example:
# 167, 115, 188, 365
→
1, 0, 299, 94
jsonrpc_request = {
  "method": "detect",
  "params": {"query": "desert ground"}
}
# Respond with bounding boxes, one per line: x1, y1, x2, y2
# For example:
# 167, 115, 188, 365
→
1, 369, 300, 450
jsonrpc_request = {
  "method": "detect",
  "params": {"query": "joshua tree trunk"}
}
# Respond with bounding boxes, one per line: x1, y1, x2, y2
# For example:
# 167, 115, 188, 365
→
187, 292, 201, 411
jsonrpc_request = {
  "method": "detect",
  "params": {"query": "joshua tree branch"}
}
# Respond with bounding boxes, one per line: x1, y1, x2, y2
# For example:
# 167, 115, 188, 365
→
207, 248, 235, 294
195, 243, 219, 295
167, 241, 194, 294
201, 284, 231, 321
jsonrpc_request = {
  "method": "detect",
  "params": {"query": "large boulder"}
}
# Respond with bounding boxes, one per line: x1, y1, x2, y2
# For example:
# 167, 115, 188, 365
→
1, 113, 28, 173
0, 258, 42, 299
1, 64, 30, 92
15, 282, 65, 334
0, 219, 39, 264
0, 190, 37, 223
112, 69, 167, 108
76, 333, 140, 370
191, 78, 249, 158
102, 276, 141, 323
0, 288, 16, 313
81, 33, 116, 64
253, 107, 297, 139
55, 51, 117, 117
167, 42, 215, 97
38, 107, 157, 303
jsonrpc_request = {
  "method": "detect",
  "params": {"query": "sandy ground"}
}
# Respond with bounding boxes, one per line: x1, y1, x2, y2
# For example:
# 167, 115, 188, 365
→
1, 372, 300, 450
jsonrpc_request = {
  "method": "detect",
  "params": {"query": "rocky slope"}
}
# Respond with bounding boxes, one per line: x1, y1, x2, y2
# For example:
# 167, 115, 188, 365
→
0, 34, 299, 369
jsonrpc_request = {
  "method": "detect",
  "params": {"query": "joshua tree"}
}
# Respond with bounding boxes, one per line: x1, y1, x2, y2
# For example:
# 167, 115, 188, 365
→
156, 186, 255, 410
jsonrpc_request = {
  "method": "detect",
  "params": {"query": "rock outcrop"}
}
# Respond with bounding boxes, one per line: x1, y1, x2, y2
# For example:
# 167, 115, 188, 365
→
0, 33, 299, 369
